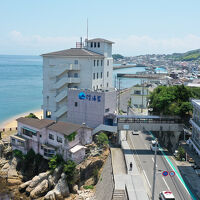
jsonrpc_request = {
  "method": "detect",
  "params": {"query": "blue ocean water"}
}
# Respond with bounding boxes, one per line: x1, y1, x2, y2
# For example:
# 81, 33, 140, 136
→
0, 55, 43, 124
113, 66, 146, 89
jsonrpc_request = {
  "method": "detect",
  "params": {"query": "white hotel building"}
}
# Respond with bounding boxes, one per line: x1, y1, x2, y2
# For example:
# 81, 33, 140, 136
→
41, 38, 114, 122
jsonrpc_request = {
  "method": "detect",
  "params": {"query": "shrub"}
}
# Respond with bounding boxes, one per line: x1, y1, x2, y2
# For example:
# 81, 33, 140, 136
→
25, 113, 39, 119
13, 149, 24, 159
96, 132, 108, 146
83, 185, 94, 189
177, 146, 185, 161
48, 154, 64, 170
63, 160, 76, 183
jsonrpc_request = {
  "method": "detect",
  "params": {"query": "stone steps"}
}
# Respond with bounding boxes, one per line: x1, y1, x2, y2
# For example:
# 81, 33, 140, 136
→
112, 189, 126, 200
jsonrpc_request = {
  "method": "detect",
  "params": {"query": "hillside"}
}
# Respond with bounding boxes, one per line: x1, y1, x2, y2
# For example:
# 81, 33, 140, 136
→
167, 49, 200, 61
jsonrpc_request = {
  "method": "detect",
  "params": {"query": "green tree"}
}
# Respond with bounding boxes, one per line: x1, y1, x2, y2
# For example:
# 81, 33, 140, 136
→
96, 132, 108, 146
25, 113, 39, 119
177, 146, 185, 161
63, 160, 76, 183
48, 154, 64, 170
149, 85, 194, 121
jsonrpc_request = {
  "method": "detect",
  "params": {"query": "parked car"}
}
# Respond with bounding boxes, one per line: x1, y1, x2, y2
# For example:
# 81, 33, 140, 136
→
159, 191, 175, 200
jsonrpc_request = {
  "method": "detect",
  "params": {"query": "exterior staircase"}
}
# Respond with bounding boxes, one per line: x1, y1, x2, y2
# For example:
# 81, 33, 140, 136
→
112, 190, 127, 200
56, 90, 68, 102
55, 105, 68, 118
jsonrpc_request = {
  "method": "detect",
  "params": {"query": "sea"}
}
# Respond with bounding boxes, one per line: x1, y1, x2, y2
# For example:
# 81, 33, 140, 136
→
0, 55, 166, 125
0, 55, 43, 125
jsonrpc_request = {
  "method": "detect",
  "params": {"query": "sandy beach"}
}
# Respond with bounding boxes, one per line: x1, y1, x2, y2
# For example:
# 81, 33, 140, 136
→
0, 109, 43, 129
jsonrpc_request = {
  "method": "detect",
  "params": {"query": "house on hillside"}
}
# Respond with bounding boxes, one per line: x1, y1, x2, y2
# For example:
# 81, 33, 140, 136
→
10, 117, 92, 163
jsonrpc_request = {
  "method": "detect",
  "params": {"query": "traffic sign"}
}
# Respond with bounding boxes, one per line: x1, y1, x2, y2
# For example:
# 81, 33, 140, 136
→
169, 171, 175, 177
162, 171, 168, 176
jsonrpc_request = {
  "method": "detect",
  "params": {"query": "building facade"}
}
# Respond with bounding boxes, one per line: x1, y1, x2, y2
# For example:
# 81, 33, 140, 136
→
67, 88, 117, 128
130, 85, 150, 109
189, 99, 200, 157
41, 38, 114, 122
10, 117, 92, 163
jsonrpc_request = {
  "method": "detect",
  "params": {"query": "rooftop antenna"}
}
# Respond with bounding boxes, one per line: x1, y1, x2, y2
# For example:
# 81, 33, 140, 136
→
86, 18, 88, 48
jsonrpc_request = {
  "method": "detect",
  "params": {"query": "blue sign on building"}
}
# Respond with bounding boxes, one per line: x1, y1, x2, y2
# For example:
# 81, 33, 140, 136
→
78, 92, 101, 102
79, 92, 86, 100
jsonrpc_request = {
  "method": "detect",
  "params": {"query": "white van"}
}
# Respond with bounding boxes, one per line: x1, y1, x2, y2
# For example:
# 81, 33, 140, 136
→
150, 140, 159, 151
159, 191, 175, 200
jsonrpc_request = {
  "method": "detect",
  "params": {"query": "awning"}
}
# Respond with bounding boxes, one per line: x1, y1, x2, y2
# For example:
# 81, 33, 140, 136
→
23, 126, 37, 133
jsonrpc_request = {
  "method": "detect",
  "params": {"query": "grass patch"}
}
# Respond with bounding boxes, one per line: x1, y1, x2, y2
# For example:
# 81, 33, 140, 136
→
83, 185, 94, 190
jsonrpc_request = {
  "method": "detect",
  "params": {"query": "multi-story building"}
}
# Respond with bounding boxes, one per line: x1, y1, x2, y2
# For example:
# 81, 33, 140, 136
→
41, 38, 114, 122
67, 88, 117, 128
130, 84, 153, 109
189, 99, 200, 157
10, 117, 92, 163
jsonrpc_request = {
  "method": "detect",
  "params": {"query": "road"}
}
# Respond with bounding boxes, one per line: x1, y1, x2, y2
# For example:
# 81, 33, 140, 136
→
129, 130, 193, 200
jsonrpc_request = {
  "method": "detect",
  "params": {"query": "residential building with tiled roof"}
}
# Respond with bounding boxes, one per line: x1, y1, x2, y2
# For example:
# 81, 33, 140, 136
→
11, 117, 92, 163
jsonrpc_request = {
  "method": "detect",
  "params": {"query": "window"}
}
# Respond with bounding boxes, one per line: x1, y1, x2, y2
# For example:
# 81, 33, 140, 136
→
41, 145, 43, 150
93, 86, 95, 90
97, 73, 98, 79
74, 73, 78, 78
91, 42, 93, 47
74, 60, 78, 64
94, 60, 96, 66
22, 128, 37, 137
134, 90, 141, 95
97, 60, 99, 66
49, 134, 54, 140
105, 108, 110, 112
18, 141, 24, 147
75, 102, 78, 107
107, 82, 109, 87
100, 84, 102, 88
107, 60, 109, 66
40, 134, 42, 138
101, 72, 103, 78
107, 71, 109, 77
11, 138, 15, 144
57, 136, 62, 143
46, 110, 51, 118
97, 85, 98, 89
94, 42, 96, 47
98, 42, 100, 48
101, 60, 103, 66
93, 73, 95, 80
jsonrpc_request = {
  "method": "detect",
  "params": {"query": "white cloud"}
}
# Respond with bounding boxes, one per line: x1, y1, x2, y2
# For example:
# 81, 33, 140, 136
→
113, 34, 200, 56
1, 30, 200, 55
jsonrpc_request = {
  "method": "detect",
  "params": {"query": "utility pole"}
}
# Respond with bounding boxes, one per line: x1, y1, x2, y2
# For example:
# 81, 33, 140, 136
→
152, 139, 158, 200
118, 78, 121, 114
141, 79, 144, 113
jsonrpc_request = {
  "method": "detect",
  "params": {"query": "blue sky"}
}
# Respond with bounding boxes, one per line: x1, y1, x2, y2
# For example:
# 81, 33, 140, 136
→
1, 0, 200, 56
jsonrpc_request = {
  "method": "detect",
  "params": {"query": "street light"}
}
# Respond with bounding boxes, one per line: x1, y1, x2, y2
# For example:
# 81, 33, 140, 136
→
152, 139, 158, 200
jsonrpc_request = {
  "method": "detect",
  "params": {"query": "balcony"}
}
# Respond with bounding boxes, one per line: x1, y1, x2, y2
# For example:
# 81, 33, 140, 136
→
48, 64, 80, 78
55, 105, 68, 118
56, 90, 68, 102
54, 77, 80, 89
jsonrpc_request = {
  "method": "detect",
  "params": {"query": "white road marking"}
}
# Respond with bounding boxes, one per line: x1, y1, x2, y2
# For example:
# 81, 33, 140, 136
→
143, 169, 151, 189
145, 143, 149, 149
162, 177, 170, 191
152, 157, 158, 168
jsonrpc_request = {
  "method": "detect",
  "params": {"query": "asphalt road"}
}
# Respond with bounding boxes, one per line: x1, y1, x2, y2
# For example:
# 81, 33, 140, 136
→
129, 130, 193, 200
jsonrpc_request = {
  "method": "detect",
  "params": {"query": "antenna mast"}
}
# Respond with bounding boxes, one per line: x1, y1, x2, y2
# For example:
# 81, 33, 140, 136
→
86, 18, 88, 48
